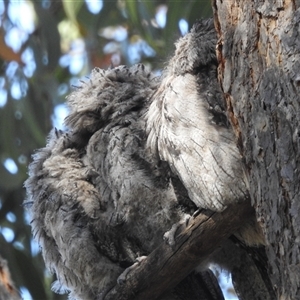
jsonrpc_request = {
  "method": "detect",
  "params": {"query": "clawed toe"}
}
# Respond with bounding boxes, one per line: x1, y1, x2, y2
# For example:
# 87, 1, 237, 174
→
117, 256, 147, 285
163, 214, 191, 247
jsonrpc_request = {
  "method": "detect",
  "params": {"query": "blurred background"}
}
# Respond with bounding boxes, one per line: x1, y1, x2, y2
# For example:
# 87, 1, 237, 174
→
0, 0, 237, 299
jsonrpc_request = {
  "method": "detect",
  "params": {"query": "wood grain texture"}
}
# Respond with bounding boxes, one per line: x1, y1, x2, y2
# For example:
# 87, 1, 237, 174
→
213, 1, 300, 298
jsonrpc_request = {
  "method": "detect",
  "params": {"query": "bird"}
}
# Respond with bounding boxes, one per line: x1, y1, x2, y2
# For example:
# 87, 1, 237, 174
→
146, 20, 250, 213
25, 19, 266, 300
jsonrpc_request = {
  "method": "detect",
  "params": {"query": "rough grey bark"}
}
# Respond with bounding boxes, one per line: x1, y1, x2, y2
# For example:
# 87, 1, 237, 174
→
218, 238, 274, 300
213, 1, 300, 299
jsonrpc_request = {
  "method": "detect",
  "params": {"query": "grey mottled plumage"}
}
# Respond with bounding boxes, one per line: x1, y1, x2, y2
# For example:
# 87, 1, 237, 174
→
146, 21, 248, 212
25, 19, 263, 300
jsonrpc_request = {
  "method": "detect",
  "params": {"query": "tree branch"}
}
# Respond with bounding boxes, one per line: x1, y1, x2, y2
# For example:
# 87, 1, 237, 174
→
0, 256, 21, 300
104, 201, 254, 300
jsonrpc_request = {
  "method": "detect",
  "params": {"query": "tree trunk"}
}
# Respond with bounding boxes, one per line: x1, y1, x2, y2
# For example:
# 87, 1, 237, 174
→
213, 1, 300, 299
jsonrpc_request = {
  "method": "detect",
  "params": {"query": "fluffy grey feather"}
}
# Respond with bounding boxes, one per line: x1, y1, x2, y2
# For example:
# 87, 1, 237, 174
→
25, 64, 200, 299
25, 19, 263, 299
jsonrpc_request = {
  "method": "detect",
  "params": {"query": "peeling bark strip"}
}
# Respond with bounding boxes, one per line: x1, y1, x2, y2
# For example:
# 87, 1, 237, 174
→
0, 257, 21, 300
104, 202, 253, 300
213, 1, 300, 299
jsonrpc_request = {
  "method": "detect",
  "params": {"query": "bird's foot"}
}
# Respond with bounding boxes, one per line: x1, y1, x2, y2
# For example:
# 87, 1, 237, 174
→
117, 256, 147, 285
163, 214, 191, 247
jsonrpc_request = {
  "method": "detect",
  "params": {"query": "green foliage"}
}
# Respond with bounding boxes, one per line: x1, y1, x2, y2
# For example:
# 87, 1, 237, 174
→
0, 0, 212, 298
